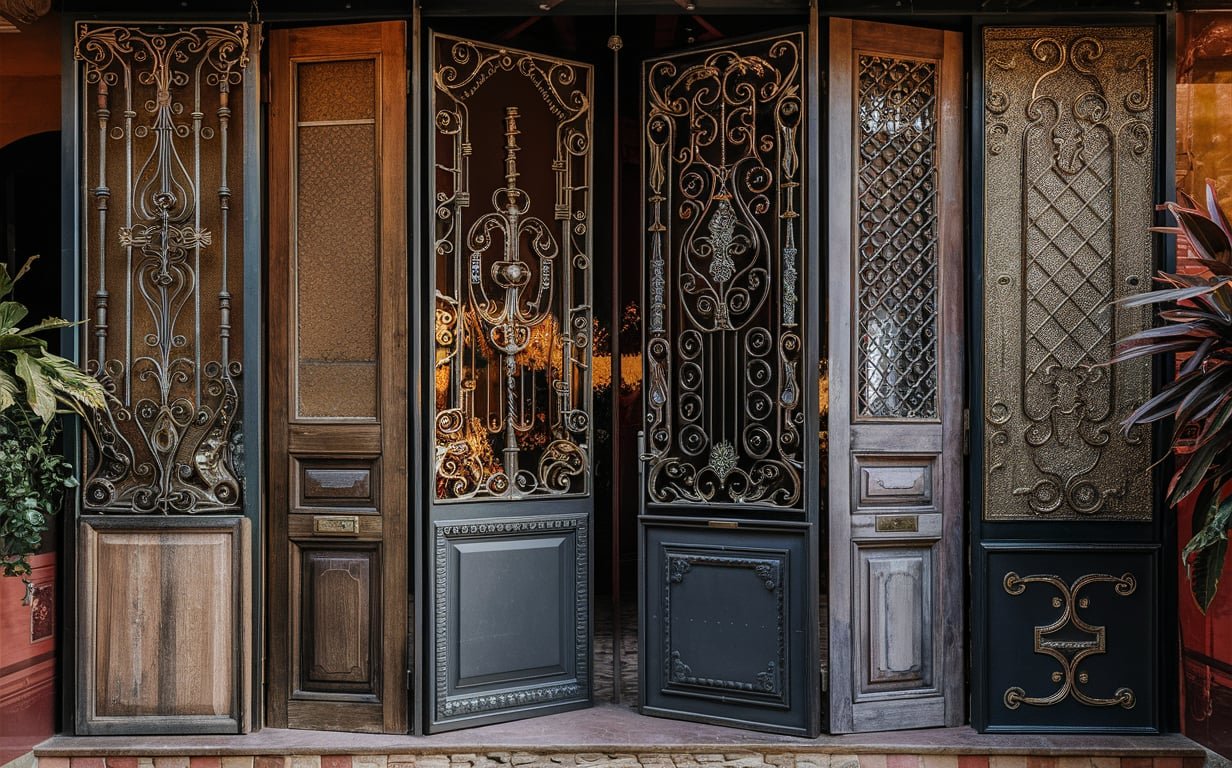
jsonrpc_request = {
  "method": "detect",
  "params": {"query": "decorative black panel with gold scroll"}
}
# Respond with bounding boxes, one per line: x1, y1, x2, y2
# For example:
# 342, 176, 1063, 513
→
432, 34, 593, 502
980, 546, 1158, 730
982, 26, 1155, 521
642, 32, 806, 510
427, 32, 592, 732
76, 24, 249, 514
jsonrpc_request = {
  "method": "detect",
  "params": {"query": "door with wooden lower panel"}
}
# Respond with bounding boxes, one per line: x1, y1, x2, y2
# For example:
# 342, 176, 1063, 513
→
826, 18, 964, 733
267, 22, 409, 733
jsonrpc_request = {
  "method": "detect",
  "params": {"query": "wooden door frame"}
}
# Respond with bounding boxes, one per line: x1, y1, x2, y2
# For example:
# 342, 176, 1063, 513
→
266, 21, 409, 734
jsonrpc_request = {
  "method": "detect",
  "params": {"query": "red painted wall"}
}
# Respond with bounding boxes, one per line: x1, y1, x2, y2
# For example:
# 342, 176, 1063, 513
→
0, 10, 62, 763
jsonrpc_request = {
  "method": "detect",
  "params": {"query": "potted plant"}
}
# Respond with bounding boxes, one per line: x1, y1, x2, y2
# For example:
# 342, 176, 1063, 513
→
1114, 179, 1232, 611
0, 255, 105, 601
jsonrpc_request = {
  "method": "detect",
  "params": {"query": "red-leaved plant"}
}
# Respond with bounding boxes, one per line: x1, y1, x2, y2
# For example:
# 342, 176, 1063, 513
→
1113, 180, 1232, 612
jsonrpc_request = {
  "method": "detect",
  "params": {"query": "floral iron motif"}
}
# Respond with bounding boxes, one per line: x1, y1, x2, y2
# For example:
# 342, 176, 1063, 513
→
643, 33, 805, 509
432, 35, 593, 501
1002, 571, 1137, 710
76, 24, 249, 514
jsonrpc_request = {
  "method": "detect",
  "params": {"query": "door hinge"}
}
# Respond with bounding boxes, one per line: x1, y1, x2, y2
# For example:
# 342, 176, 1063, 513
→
962, 407, 971, 456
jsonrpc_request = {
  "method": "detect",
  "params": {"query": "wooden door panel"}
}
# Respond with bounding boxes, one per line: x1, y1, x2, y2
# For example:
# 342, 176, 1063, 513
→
827, 18, 964, 733
268, 22, 408, 734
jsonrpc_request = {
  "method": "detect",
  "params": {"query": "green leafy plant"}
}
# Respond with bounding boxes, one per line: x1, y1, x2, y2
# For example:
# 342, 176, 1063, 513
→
1113, 180, 1232, 611
0, 254, 105, 583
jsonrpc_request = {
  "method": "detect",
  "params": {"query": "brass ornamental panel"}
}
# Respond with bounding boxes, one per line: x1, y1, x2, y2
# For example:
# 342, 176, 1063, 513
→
76, 24, 250, 514
643, 32, 806, 508
982, 26, 1154, 521
431, 36, 594, 502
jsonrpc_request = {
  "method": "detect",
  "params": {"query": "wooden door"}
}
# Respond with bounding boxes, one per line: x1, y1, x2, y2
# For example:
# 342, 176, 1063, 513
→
826, 19, 964, 733
267, 22, 408, 733
638, 29, 822, 737
425, 31, 594, 732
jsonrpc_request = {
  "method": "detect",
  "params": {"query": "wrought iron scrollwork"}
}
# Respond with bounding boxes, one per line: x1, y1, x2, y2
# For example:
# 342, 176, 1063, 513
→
643, 33, 805, 508
1002, 571, 1137, 710
76, 24, 249, 514
983, 26, 1155, 520
432, 35, 593, 501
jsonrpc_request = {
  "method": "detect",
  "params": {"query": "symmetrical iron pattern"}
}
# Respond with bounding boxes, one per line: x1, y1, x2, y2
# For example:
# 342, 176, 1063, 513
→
432, 35, 593, 501
1002, 571, 1137, 709
76, 24, 249, 514
983, 26, 1155, 520
643, 33, 805, 508
855, 55, 939, 420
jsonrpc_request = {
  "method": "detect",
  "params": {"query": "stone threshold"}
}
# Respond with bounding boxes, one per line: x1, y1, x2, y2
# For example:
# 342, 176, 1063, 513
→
33, 705, 1206, 759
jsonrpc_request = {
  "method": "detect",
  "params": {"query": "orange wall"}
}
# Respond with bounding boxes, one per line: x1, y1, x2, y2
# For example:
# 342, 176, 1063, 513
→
0, 11, 60, 150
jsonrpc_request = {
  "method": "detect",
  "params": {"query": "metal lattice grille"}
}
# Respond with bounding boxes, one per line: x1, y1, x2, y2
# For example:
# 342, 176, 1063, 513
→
855, 54, 939, 420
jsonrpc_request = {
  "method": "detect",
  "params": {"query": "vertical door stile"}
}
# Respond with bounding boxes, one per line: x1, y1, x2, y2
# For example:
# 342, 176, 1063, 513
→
826, 18, 964, 734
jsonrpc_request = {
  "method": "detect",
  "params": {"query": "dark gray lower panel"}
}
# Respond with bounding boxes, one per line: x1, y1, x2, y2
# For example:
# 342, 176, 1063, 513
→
979, 544, 1159, 732
642, 521, 810, 735
429, 515, 590, 731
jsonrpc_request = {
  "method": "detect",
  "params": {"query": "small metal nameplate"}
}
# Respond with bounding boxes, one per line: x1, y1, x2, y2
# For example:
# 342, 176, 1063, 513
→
708, 520, 739, 529
314, 515, 360, 536
875, 515, 918, 533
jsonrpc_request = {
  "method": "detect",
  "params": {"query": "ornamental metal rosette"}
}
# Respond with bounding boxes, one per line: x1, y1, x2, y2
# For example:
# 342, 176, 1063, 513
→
431, 35, 593, 501
75, 24, 249, 514
982, 26, 1155, 521
643, 33, 805, 508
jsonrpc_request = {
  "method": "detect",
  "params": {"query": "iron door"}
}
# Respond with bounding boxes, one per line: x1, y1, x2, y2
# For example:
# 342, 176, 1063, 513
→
826, 19, 964, 733
638, 28, 822, 737
426, 32, 595, 732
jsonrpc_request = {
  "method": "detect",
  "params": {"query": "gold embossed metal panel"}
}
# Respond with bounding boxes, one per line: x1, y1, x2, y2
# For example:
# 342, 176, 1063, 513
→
427, 32, 592, 732
982, 26, 1155, 521
75, 23, 250, 515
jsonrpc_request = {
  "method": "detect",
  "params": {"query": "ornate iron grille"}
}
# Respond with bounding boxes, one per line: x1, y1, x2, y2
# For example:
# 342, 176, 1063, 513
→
643, 33, 805, 508
431, 35, 593, 501
983, 27, 1155, 520
855, 54, 939, 420
76, 24, 249, 514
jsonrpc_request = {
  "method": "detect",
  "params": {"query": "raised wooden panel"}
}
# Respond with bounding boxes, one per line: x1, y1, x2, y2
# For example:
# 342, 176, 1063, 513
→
296, 458, 378, 510
297, 547, 378, 694
78, 517, 248, 734
855, 545, 935, 695
854, 454, 937, 511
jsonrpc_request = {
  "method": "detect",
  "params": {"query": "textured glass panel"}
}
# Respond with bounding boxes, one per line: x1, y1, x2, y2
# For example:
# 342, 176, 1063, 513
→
77, 24, 249, 514
855, 54, 939, 420
642, 33, 805, 508
297, 59, 376, 123
431, 35, 594, 501
295, 122, 378, 418
982, 26, 1155, 520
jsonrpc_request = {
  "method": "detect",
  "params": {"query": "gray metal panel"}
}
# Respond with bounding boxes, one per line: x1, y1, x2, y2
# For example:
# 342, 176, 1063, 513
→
642, 521, 810, 736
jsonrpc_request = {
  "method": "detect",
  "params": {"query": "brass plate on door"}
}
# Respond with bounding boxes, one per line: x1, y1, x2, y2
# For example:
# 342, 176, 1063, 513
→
875, 515, 918, 533
313, 515, 360, 536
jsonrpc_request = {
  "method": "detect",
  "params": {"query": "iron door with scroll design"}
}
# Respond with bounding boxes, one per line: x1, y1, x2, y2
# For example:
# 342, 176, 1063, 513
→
427, 32, 594, 732
826, 19, 965, 733
639, 29, 822, 737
